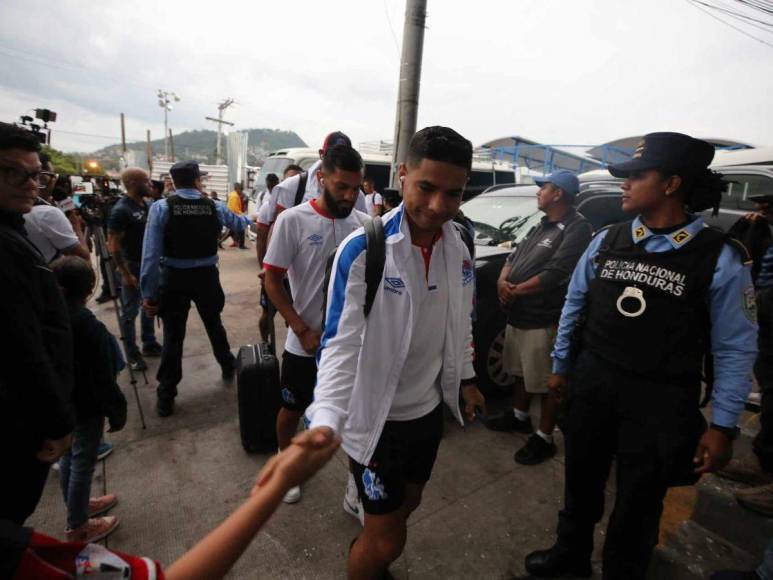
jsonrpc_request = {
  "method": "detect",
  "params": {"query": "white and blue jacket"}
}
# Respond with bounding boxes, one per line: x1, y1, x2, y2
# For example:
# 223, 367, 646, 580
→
306, 204, 476, 465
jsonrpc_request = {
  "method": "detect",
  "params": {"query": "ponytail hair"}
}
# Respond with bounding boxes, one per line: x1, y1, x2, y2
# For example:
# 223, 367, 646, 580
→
660, 167, 727, 216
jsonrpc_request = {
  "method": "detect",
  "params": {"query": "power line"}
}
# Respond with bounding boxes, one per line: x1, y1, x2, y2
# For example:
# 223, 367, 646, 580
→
695, 0, 773, 28
686, 0, 773, 47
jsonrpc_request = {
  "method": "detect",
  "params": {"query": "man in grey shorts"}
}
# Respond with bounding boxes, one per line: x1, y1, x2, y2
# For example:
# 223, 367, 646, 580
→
487, 170, 592, 465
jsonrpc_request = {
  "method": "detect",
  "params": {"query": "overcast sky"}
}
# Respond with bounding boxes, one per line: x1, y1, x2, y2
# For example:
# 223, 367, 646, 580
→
0, 0, 771, 153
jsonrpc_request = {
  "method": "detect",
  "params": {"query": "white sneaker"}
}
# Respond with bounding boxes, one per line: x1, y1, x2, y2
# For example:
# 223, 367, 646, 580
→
283, 485, 302, 504
343, 473, 364, 526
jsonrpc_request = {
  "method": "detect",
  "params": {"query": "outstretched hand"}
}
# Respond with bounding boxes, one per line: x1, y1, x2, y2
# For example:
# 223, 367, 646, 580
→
252, 427, 340, 494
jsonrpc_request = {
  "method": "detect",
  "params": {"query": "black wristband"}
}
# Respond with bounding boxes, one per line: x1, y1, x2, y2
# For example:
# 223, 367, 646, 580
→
710, 423, 740, 440
460, 377, 477, 387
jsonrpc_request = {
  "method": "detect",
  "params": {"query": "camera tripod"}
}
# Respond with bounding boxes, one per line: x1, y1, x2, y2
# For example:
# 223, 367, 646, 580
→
89, 224, 148, 429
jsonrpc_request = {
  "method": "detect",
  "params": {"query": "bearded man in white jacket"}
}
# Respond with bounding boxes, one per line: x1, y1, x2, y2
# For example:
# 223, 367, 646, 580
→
305, 126, 487, 579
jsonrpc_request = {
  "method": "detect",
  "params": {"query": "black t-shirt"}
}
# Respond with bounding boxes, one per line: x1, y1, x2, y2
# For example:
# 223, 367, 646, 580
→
108, 195, 149, 263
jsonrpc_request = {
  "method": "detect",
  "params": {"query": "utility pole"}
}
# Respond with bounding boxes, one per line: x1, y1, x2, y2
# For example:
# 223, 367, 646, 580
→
146, 130, 153, 174
390, 0, 427, 188
205, 98, 235, 165
169, 129, 176, 162
120, 113, 127, 170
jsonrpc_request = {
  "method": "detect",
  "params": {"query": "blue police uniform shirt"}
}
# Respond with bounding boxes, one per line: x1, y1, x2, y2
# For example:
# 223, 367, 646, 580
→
552, 214, 758, 428
140, 188, 250, 301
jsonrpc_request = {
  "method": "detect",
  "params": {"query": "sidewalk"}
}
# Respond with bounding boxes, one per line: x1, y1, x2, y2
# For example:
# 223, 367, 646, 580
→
27, 247, 683, 579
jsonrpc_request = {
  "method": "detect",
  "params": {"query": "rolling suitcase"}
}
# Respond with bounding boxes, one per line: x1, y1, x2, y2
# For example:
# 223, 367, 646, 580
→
236, 303, 281, 453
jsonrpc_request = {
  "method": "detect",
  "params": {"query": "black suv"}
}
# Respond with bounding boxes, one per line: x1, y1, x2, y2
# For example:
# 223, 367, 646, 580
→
466, 184, 633, 396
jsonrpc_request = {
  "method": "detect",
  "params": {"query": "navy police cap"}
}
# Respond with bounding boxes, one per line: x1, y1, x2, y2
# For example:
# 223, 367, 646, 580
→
608, 132, 715, 178
169, 160, 208, 182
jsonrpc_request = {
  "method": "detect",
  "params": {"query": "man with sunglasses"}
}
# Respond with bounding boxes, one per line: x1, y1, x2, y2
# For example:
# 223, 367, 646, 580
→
22, 153, 90, 263
0, 123, 75, 572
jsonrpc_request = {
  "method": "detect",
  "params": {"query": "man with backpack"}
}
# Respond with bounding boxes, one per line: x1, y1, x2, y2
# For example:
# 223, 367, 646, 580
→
305, 126, 486, 579
263, 145, 368, 504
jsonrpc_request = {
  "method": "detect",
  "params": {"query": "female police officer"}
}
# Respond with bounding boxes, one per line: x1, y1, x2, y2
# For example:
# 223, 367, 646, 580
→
524, 133, 758, 579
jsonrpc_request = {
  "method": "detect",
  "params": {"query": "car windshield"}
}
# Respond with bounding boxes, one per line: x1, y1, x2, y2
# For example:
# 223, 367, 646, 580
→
462, 195, 539, 245
255, 157, 293, 190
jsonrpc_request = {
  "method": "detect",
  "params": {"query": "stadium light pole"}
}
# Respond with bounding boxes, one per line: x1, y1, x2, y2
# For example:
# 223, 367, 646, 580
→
157, 89, 180, 160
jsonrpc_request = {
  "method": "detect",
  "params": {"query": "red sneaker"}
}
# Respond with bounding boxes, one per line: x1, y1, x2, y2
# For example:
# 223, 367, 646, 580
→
89, 494, 118, 516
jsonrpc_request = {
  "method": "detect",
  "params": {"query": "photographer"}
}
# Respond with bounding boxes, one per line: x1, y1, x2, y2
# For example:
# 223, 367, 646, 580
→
108, 168, 162, 371
22, 154, 90, 263
0, 122, 74, 572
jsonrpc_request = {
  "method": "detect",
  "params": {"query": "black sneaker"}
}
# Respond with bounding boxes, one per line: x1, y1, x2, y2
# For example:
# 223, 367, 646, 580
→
128, 354, 147, 372
525, 544, 592, 578
486, 411, 533, 433
515, 433, 557, 466
156, 397, 174, 418
142, 342, 163, 357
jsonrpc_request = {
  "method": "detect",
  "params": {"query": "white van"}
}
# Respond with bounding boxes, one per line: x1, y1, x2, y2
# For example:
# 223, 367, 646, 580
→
253, 147, 519, 199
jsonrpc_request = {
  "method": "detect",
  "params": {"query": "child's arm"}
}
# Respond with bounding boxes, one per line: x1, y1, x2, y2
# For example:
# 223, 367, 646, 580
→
164, 428, 340, 580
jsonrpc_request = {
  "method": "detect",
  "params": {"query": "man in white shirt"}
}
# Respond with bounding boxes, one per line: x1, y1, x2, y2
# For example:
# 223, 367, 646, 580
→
304, 127, 486, 578
263, 145, 368, 504
262, 132, 367, 227
362, 176, 383, 217
23, 155, 89, 263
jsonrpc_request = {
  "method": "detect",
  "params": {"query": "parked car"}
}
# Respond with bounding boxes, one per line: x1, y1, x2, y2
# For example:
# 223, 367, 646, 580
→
579, 164, 773, 231
466, 184, 634, 397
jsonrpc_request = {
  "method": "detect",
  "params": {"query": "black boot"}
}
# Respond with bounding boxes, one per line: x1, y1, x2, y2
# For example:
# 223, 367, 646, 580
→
525, 544, 591, 578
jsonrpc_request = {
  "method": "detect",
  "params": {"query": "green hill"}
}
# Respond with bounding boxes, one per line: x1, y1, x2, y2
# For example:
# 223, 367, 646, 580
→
91, 128, 306, 169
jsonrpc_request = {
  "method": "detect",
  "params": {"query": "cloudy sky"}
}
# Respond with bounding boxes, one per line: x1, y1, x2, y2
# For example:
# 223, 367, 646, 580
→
0, 0, 771, 153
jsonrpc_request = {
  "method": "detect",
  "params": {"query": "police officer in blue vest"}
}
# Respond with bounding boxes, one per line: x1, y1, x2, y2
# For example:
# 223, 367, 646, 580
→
524, 133, 758, 579
140, 161, 250, 418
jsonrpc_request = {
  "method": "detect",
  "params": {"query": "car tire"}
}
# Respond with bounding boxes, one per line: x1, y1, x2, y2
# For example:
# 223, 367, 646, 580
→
474, 316, 516, 399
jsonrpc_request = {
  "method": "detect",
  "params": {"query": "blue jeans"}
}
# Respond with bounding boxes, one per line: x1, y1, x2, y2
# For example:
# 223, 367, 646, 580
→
120, 261, 156, 356
59, 417, 104, 530
759, 537, 773, 580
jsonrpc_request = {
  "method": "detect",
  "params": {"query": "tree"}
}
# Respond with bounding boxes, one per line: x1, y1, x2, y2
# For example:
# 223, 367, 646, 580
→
42, 145, 80, 175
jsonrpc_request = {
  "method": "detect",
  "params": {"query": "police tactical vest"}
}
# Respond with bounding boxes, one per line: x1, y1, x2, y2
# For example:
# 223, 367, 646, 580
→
163, 195, 220, 259
582, 221, 726, 380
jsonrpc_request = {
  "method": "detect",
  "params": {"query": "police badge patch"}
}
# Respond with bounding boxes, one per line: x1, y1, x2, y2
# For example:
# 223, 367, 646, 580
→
742, 285, 758, 322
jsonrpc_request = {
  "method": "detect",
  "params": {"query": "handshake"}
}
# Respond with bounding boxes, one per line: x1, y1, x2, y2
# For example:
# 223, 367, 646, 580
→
252, 427, 340, 495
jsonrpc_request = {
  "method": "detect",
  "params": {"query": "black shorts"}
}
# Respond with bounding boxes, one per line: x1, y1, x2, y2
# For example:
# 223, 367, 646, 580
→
350, 404, 444, 515
280, 351, 317, 412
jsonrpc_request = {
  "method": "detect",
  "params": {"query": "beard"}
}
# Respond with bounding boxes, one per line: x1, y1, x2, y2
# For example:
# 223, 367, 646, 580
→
323, 186, 354, 218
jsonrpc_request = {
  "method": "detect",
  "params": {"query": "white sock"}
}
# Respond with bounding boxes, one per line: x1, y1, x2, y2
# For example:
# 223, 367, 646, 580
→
536, 429, 553, 444
513, 408, 529, 421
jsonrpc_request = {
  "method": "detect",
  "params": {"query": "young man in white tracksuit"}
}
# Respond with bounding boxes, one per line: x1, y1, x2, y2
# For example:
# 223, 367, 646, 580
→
263, 145, 369, 505
305, 126, 487, 579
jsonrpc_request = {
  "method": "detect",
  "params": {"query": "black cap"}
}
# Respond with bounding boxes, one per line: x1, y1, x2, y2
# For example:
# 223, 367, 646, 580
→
608, 132, 715, 178
169, 160, 208, 183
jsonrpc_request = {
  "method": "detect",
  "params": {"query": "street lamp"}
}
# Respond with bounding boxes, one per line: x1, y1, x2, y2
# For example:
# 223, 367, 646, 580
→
157, 89, 180, 160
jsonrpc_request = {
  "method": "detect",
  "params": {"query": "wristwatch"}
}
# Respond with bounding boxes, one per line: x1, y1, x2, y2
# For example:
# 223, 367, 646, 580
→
710, 423, 740, 440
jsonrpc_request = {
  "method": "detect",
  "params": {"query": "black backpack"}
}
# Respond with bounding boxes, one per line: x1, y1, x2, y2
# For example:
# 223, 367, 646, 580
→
321, 216, 475, 328
293, 172, 308, 207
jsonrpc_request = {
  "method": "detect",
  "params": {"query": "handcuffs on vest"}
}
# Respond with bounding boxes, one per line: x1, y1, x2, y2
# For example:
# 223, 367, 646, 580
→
616, 286, 647, 318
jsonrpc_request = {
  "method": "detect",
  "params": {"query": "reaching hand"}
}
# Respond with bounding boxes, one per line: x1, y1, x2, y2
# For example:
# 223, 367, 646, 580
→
461, 384, 487, 423
252, 427, 340, 494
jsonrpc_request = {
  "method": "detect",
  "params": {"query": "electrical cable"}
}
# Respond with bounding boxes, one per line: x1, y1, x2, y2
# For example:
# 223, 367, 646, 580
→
686, 0, 773, 47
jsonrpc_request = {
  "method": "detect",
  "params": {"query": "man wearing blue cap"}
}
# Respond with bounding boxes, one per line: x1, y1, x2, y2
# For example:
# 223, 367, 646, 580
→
140, 160, 251, 417
487, 170, 592, 466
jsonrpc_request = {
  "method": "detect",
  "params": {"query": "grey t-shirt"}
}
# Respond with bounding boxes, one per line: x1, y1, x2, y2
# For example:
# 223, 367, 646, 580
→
505, 208, 592, 328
